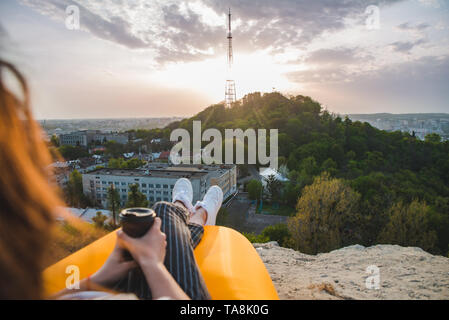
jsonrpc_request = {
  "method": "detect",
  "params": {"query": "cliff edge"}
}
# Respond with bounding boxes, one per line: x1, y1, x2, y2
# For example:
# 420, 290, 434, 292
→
254, 242, 449, 300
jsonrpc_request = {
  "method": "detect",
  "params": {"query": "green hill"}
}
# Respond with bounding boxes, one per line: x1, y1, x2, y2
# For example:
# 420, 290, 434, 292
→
143, 92, 449, 255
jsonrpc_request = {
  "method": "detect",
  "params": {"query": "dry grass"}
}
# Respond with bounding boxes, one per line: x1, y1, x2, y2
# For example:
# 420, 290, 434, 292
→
44, 218, 110, 267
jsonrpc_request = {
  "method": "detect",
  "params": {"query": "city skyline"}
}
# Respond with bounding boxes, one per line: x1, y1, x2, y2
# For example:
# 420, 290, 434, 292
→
0, 0, 448, 119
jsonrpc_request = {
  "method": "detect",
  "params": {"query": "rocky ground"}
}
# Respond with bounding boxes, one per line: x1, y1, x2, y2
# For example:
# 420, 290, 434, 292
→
254, 242, 449, 300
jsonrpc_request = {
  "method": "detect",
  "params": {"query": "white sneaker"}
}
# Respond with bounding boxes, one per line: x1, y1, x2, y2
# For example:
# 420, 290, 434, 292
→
172, 178, 194, 213
194, 185, 223, 226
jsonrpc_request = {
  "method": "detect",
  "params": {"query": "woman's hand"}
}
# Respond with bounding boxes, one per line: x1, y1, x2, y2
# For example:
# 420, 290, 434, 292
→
118, 218, 189, 300
90, 238, 138, 287
117, 217, 167, 267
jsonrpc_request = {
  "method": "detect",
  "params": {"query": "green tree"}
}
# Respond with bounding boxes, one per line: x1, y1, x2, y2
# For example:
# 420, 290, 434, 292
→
362, 151, 386, 172
282, 183, 301, 207
107, 185, 121, 227
242, 232, 269, 243
125, 158, 145, 169
125, 184, 149, 208
58, 146, 89, 160
108, 157, 145, 169
296, 156, 318, 189
50, 134, 60, 147
378, 200, 437, 252
299, 156, 318, 176
92, 211, 108, 229
108, 158, 125, 169
247, 179, 263, 201
65, 170, 87, 207
321, 158, 337, 176
288, 173, 361, 254
425, 133, 441, 143
264, 174, 282, 203
261, 223, 292, 248
105, 141, 126, 158
429, 197, 449, 256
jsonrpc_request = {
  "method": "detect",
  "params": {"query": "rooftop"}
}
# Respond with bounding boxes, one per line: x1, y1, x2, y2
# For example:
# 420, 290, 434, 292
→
84, 164, 235, 179
85, 167, 208, 179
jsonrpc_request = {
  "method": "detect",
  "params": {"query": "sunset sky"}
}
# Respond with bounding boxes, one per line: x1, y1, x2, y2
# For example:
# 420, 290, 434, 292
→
0, 0, 448, 119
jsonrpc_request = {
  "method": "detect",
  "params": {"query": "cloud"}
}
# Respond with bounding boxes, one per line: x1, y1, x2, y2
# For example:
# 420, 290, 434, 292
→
285, 47, 375, 85
288, 54, 449, 113
19, 0, 404, 64
396, 22, 431, 40
305, 47, 369, 65
392, 21, 431, 54
203, 0, 403, 49
155, 3, 223, 63
20, 0, 148, 48
286, 49, 449, 87
397, 22, 430, 32
418, 0, 442, 8
342, 54, 449, 113
0, 22, 6, 36
389, 38, 427, 54
287, 68, 352, 84
354, 55, 449, 90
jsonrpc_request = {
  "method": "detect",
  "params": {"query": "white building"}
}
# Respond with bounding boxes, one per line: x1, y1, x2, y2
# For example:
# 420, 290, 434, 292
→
82, 164, 237, 208
59, 130, 129, 147
60, 132, 88, 146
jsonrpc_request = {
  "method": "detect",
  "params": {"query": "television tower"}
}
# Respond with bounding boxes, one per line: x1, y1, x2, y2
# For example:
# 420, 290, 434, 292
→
225, 8, 236, 108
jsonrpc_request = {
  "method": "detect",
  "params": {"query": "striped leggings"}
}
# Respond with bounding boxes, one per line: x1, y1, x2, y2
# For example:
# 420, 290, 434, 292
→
114, 201, 211, 300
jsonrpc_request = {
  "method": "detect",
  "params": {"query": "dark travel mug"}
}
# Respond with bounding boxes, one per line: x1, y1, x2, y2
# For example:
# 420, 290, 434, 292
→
119, 208, 156, 260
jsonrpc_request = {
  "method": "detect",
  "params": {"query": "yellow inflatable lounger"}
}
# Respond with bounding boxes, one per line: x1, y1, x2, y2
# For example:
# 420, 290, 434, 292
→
43, 226, 279, 300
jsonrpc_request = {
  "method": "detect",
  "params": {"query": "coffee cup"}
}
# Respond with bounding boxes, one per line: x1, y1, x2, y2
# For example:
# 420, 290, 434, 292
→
119, 208, 156, 238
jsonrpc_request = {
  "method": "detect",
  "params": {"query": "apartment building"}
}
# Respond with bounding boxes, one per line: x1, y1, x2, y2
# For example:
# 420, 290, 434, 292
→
91, 132, 129, 145
59, 130, 129, 147
82, 164, 237, 208
206, 165, 237, 199
59, 132, 88, 146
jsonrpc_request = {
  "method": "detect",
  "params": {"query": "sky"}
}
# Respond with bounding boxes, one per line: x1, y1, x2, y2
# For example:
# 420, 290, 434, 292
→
0, 0, 448, 119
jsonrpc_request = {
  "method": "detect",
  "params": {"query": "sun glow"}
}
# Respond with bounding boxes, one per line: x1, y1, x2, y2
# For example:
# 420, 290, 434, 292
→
151, 50, 296, 103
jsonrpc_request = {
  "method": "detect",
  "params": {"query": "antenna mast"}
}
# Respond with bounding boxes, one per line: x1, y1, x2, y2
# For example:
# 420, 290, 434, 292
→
225, 8, 236, 108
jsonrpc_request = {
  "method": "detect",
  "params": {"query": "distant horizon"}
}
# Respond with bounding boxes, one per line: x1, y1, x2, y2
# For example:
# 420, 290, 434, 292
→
36, 108, 449, 122
345, 112, 449, 116
37, 116, 186, 121
33, 91, 449, 121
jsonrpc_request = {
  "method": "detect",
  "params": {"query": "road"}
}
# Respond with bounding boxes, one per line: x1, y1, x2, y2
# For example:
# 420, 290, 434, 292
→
219, 194, 288, 234
238, 165, 261, 185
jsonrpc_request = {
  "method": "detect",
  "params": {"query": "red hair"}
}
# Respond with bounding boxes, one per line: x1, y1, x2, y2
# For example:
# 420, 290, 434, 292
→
0, 60, 62, 299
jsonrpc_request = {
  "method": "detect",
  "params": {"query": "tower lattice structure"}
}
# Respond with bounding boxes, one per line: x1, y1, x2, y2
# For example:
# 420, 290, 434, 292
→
225, 8, 236, 108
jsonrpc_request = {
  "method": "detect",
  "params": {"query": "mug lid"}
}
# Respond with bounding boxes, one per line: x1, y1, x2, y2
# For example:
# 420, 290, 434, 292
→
120, 208, 155, 217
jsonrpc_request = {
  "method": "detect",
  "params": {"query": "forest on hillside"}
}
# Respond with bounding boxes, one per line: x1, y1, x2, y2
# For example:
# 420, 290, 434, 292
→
134, 92, 449, 256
